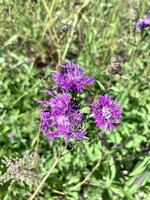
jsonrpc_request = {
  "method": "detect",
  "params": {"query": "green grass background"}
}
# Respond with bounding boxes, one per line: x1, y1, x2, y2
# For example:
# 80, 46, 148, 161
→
0, 0, 150, 199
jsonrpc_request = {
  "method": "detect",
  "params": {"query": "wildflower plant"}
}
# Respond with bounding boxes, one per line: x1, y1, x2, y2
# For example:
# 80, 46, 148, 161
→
0, 0, 150, 200
39, 62, 122, 143
27, 61, 123, 199
38, 62, 95, 144
1, 1, 150, 199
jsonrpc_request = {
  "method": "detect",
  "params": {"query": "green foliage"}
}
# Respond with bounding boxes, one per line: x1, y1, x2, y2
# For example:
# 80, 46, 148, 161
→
0, 0, 150, 199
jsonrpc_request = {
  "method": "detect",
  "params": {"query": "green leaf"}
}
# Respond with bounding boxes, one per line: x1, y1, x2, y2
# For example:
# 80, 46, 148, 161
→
80, 106, 90, 114
110, 186, 124, 198
3, 35, 18, 48
110, 86, 121, 92
129, 157, 150, 176
134, 172, 150, 188
96, 80, 105, 91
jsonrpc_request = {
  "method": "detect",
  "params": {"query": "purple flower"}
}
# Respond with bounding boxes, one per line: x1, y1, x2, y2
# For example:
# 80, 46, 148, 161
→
92, 95, 122, 131
50, 93, 72, 116
39, 93, 85, 142
136, 14, 150, 29
52, 62, 94, 92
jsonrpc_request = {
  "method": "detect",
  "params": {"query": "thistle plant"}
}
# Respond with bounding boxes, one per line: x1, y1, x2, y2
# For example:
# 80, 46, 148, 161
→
39, 62, 121, 140
29, 61, 122, 199
1, 0, 150, 199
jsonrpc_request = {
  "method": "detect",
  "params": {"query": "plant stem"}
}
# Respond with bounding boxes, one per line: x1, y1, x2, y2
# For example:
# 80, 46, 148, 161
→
28, 145, 66, 200
68, 138, 130, 192
68, 154, 103, 192
51, 189, 65, 196
61, 0, 89, 63
62, 143, 79, 157
4, 181, 14, 200
42, 0, 56, 39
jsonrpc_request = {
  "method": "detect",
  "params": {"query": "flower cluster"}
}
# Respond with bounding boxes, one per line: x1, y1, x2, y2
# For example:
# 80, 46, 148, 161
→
39, 62, 122, 143
92, 95, 122, 130
136, 14, 150, 29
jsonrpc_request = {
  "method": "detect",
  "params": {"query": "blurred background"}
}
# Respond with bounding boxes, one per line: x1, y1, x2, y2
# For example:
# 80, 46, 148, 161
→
0, 0, 150, 199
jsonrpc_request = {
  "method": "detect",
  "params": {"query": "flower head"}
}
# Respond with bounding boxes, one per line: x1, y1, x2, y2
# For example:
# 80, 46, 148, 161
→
136, 14, 150, 29
92, 95, 122, 131
39, 93, 85, 143
52, 62, 94, 92
50, 93, 72, 116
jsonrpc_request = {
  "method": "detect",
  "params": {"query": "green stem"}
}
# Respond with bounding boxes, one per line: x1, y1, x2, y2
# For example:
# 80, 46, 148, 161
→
68, 154, 103, 192
41, 0, 56, 39
61, 0, 89, 63
68, 146, 114, 192
28, 145, 66, 200
4, 181, 14, 200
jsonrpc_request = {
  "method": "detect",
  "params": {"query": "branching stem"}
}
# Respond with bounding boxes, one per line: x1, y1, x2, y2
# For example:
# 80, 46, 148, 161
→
28, 145, 66, 200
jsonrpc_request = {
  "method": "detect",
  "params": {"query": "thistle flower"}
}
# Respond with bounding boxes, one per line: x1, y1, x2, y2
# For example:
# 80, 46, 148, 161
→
52, 62, 94, 92
39, 93, 85, 142
92, 95, 122, 130
136, 14, 150, 29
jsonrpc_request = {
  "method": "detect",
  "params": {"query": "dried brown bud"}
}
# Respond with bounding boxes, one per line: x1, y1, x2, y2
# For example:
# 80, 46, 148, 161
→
106, 62, 122, 75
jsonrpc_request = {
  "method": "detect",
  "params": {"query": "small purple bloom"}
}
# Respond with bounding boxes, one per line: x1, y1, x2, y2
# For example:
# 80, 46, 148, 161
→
136, 14, 150, 29
39, 93, 85, 142
52, 62, 94, 92
92, 95, 122, 131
